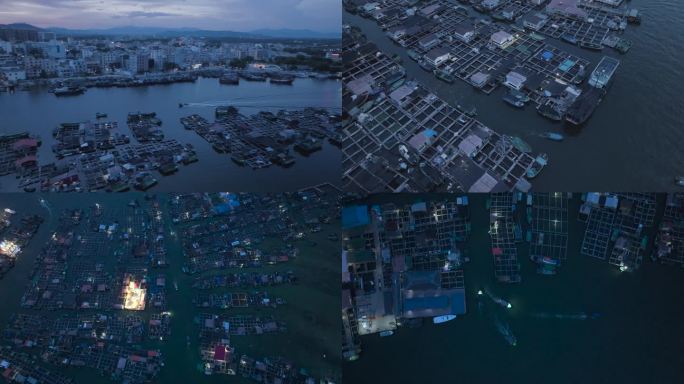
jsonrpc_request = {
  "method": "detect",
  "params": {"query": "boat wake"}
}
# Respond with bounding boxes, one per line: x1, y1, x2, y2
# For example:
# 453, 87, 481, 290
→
532, 312, 600, 320
39, 198, 52, 216
484, 289, 512, 309
494, 317, 517, 346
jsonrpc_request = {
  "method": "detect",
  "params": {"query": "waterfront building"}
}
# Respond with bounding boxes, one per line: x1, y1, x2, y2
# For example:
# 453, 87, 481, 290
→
523, 13, 549, 31
491, 31, 515, 49
424, 47, 451, 67
0, 67, 25, 82
453, 23, 476, 43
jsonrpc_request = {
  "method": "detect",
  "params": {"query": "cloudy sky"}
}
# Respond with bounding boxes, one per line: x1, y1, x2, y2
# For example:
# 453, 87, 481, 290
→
0, 0, 341, 32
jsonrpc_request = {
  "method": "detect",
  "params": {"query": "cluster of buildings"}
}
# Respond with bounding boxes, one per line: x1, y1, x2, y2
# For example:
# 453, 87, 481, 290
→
0, 25, 341, 88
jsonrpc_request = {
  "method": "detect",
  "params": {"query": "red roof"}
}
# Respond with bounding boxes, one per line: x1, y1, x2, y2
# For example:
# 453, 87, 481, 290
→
214, 345, 226, 361
492, 248, 503, 255
15, 155, 37, 167
12, 138, 38, 150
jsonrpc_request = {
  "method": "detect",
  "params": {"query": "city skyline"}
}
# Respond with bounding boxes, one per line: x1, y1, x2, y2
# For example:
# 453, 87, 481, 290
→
0, 0, 341, 33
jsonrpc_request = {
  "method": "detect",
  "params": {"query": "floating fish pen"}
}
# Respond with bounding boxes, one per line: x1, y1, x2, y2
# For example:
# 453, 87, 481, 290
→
580, 195, 618, 260
192, 271, 296, 290
608, 235, 642, 272
181, 107, 338, 170
0, 213, 43, 278
197, 314, 286, 336
654, 194, 684, 266
15, 137, 195, 192
343, 30, 543, 193
601, 194, 657, 271
524, 45, 590, 85
2, 312, 165, 383
0, 132, 39, 176
193, 291, 284, 309
52, 121, 128, 157
342, 84, 536, 192
537, 5, 632, 49
489, 193, 521, 283
236, 355, 318, 384
0, 346, 74, 384
528, 192, 569, 270
127, 112, 163, 143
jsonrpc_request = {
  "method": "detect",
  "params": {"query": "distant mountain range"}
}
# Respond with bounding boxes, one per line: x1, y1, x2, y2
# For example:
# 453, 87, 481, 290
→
0, 23, 339, 39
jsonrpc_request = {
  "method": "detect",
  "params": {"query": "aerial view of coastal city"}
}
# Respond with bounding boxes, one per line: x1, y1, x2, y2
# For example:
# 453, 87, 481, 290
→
342, 193, 684, 382
342, 0, 684, 191
0, 1, 342, 192
0, 189, 342, 383
3, 1, 684, 384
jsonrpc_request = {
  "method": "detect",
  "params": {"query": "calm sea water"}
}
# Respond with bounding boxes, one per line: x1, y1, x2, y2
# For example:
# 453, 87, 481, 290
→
343, 194, 684, 383
0, 194, 341, 383
0, 77, 342, 192
345, 0, 684, 191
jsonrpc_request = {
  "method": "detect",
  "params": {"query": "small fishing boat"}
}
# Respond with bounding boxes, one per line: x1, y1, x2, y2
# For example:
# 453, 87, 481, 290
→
95, 112, 107, 118
379, 330, 394, 337
540, 132, 564, 141
526, 153, 549, 179
503, 93, 525, 108
433, 315, 456, 324
676, 176, 684, 187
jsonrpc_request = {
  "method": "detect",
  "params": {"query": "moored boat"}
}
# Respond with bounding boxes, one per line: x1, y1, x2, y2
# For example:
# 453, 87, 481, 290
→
526, 153, 548, 179
433, 315, 456, 324
53, 86, 86, 96
540, 132, 564, 141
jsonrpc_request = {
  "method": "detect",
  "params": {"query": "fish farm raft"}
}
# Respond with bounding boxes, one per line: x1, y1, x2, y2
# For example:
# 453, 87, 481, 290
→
0, 191, 343, 383
342, 0, 643, 193
342, 193, 683, 361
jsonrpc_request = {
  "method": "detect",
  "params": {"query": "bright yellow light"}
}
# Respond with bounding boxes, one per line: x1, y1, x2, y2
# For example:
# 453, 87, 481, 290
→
123, 280, 146, 310
0, 240, 20, 257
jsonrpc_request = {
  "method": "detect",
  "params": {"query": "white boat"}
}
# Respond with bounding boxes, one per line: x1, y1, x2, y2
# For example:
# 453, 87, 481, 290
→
433, 315, 456, 324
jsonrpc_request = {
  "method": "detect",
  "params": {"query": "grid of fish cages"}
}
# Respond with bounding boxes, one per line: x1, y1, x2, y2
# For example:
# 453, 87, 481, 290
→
655, 194, 684, 266
344, 43, 402, 84
528, 192, 569, 266
523, 44, 591, 85
489, 193, 521, 283
581, 202, 617, 260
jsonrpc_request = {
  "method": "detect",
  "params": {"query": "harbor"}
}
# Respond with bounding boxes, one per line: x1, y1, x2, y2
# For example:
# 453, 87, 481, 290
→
0, 76, 342, 192
0, 192, 342, 383
342, 192, 684, 382
344, 0, 684, 191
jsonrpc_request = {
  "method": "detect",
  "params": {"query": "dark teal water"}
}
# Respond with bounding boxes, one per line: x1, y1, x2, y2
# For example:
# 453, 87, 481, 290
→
343, 195, 684, 383
0, 77, 342, 192
345, 0, 684, 191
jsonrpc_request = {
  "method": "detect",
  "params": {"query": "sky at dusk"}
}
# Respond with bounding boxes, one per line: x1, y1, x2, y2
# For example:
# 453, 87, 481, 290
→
0, 0, 341, 32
